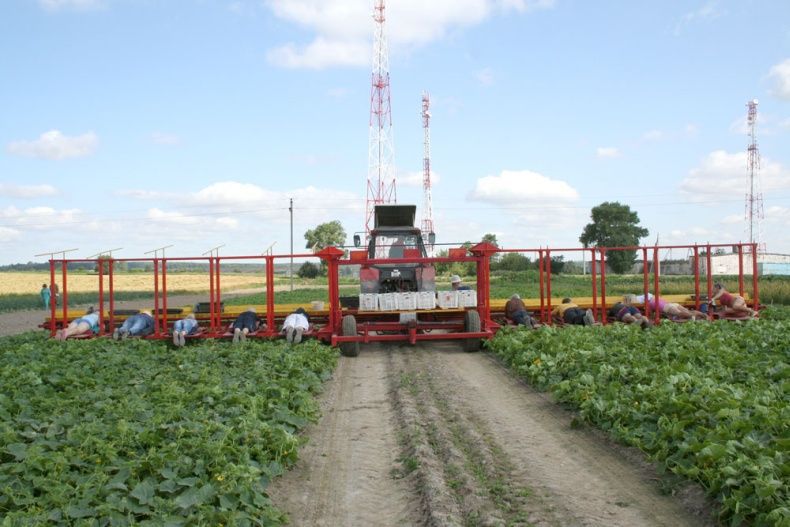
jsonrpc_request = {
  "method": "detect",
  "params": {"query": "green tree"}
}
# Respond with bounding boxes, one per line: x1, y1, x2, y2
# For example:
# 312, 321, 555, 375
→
579, 202, 648, 274
297, 261, 319, 279
492, 252, 531, 272
304, 221, 347, 252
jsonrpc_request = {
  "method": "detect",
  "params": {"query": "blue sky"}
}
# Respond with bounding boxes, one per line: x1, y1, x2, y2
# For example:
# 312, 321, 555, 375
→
1, 0, 789, 265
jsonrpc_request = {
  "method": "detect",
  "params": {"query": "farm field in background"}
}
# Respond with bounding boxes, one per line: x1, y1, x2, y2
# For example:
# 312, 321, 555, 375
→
0, 333, 337, 524
0, 272, 265, 296
488, 306, 790, 526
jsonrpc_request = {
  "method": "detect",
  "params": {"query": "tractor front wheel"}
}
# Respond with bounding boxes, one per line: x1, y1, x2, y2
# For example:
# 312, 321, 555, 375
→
340, 315, 359, 357
463, 310, 482, 353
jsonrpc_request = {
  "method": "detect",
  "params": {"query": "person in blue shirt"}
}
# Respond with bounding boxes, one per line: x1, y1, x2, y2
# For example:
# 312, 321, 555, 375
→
40, 284, 51, 309
450, 275, 472, 291
113, 310, 155, 339
232, 307, 260, 344
172, 314, 199, 347
55, 306, 99, 340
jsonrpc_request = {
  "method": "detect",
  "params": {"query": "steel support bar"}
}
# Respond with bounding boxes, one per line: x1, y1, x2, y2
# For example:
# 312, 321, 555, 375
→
590, 248, 597, 321
49, 260, 56, 336
109, 259, 115, 331
332, 331, 492, 344
98, 261, 104, 335
693, 245, 700, 311
209, 257, 216, 332
738, 245, 744, 297
642, 247, 650, 319
215, 257, 222, 329
61, 259, 68, 330
162, 259, 168, 333
265, 256, 275, 333
153, 258, 160, 336
752, 243, 759, 311
600, 249, 607, 325
653, 246, 660, 325
538, 249, 545, 324
546, 249, 552, 325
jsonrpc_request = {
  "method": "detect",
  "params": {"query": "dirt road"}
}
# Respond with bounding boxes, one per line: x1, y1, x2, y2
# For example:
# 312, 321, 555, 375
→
269, 343, 714, 526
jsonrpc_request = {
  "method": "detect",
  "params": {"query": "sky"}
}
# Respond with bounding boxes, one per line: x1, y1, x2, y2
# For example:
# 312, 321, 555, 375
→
1, 0, 790, 265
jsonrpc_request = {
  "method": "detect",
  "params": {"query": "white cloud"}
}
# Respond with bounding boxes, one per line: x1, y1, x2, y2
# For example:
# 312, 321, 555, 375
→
674, 1, 723, 35
476, 68, 495, 86
721, 214, 743, 225
680, 150, 790, 196
768, 59, 790, 100
596, 147, 620, 159
469, 169, 579, 204
39, 0, 103, 11
150, 132, 181, 146
642, 129, 664, 141
264, 0, 554, 69
0, 206, 83, 230
0, 227, 21, 242
6, 130, 98, 160
0, 184, 58, 199
765, 206, 790, 223
397, 170, 441, 187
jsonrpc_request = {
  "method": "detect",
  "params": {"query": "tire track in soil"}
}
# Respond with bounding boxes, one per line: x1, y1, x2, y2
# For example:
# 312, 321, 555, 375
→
270, 342, 713, 527
267, 347, 420, 526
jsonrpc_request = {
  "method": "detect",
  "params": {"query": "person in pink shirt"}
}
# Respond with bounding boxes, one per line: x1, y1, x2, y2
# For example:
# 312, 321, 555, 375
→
710, 283, 754, 317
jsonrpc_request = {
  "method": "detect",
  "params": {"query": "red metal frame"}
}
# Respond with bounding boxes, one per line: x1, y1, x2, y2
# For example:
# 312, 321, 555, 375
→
43, 241, 760, 343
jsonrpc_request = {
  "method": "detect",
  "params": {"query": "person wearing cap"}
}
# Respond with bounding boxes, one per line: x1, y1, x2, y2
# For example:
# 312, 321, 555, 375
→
232, 307, 260, 343
282, 307, 310, 344
172, 314, 199, 347
55, 306, 99, 340
450, 275, 471, 291
113, 310, 155, 339
505, 293, 540, 328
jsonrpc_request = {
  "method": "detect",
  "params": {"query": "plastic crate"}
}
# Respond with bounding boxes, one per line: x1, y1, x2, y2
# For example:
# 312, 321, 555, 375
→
377, 293, 397, 311
417, 291, 436, 310
359, 294, 378, 311
436, 290, 459, 309
458, 290, 477, 307
397, 292, 418, 310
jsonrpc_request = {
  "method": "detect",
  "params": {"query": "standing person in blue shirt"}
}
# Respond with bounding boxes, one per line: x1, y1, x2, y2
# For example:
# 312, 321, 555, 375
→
55, 306, 99, 340
450, 275, 472, 291
40, 284, 51, 309
113, 310, 155, 339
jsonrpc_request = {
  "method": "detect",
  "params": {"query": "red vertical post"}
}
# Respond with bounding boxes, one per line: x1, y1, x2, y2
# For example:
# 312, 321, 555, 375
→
49, 260, 56, 336
109, 259, 115, 331
693, 245, 700, 311
538, 249, 545, 324
266, 256, 275, 334
215, 258, 222, 329
471, 244, 494, 330
590, 248, 597, 320
751, 243, 759, 312
642, 247, 650, 319
545, 249, 553, 325
208, 257, 215, 332
599, 249, 607, 324
653, 246, 660, 325
738, 244, 745, 297
98, 260, 105, 336
706, 244, 713, 320
162, 258, 168, 333
318, 247, 344, 334
61, 260, 68, 330
153, 258, 160, 336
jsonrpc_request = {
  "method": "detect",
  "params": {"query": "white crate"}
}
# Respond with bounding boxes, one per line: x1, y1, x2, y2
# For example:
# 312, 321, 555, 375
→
417, 291, 436, 310
457, 290, 477, 307
397, 292, 418, 310
359, 293, 378, 311
377, 293, 397, 311
436, 290, 459, 309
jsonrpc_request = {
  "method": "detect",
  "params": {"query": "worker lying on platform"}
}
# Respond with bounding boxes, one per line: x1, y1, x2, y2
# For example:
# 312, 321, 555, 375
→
282, 307, 310, 344
608, 301, 651, 329
627, 294, 706, 321
55, 306, 99, 340
552, 298, 596, 326
232, 307, 260, 344
709, 283, 755, 317
113, 310, 154, 340
505, 294, 540, 328
450, 275, 472, 291
172, 314, 199, 347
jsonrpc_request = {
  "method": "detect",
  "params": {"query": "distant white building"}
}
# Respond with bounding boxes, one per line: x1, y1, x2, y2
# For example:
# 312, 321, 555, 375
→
708, 253, 790, 276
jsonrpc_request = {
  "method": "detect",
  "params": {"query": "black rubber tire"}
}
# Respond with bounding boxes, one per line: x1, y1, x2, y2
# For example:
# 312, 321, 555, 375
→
339, 315, 359, 357
463, 309, 482, 353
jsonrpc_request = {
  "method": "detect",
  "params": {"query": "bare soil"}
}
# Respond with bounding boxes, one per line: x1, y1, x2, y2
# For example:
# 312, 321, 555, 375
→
268, 343, 716, 527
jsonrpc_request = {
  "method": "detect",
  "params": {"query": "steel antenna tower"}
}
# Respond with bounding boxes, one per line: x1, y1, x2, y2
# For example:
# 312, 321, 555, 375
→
365, 0, 396, 241
745, 99, 764, 253
420, 91, 435, 256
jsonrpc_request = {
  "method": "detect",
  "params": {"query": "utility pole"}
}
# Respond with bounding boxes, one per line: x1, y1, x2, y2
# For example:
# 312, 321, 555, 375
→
290, 197, 294, 292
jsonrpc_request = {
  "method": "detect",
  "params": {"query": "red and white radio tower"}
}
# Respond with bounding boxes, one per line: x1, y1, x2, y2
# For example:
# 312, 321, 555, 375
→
365, 0, 396, 240
420, 91, 435, 256
745, 99, 764, 252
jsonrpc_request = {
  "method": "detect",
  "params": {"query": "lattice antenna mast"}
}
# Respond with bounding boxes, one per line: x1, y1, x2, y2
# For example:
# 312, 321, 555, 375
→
420, 91, 435, 256
365, 0, 396, 240
745, 99, 764, 252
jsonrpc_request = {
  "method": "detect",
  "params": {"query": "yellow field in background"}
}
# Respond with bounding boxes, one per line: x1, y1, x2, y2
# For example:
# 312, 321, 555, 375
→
0, 272, 265, 295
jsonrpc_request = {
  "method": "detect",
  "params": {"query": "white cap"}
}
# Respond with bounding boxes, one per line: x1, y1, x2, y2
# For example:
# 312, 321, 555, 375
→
450, 274, 461, 284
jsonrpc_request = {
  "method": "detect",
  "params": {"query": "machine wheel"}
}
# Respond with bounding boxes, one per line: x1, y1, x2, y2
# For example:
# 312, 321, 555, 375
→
463, 310, 482, 353
339, 315, 359, 357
